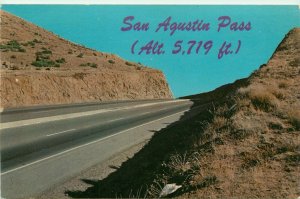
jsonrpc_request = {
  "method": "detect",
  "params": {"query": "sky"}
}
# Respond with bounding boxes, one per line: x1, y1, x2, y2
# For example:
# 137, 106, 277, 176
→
2, 5, 300, 97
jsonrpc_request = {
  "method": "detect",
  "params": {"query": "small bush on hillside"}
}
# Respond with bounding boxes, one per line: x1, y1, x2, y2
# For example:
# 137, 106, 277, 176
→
77, 53, 84, 58
239, 86, 278, 112
108, 60, 115, 64
90, 63, 97, 68
287, 109, 300, 130
125, 61, 134, 66
289, 58, 299, 67
79, 63, 88, 67
250, 91, 277, 111
0, 40, 26, 52
278, 81, 289, 88
31, 60, 55, 67
79, 62, 97, 68
41, 49, 52, 54
277, 45, 288, 51
73, 72, 86, 80
36, 55, 50, 61
33, 39, 42, 43
55, 58, 66, 63
11, 66, 20, 70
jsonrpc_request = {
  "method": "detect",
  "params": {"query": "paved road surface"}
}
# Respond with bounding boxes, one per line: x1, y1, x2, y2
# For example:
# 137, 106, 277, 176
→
0, 99, 202, 198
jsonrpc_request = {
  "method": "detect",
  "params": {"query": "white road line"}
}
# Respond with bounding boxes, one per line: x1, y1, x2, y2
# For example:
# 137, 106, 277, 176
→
0, 100, 190, 130
140, 111, 152, 115
107, 117, 124, 122
46, 129, 76, 137
0, 110, 187, 176
46, 118, 123, 137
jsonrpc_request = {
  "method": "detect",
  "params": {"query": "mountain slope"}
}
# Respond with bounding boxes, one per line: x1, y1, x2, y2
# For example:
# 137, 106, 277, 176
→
0, 11, 172, 108
64, 28, 299, 198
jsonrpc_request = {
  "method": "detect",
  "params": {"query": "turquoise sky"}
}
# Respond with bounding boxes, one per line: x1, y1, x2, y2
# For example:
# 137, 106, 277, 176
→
2, 5, 299, 97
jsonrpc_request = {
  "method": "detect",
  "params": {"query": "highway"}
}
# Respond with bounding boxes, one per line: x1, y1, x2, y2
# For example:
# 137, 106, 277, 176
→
0, 99, 199, 198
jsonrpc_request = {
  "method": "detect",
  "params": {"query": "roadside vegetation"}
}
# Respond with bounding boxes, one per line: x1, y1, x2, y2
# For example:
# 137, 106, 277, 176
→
66, 28, 299, 198
31, 48, 63, 68
0, 40, 26, 52
79, 62, 98, 68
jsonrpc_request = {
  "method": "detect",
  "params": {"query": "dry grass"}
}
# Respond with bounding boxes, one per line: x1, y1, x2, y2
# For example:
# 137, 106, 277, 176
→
287, 109, 300, 130
64, 28, 300, 199
238, 85, 278, 111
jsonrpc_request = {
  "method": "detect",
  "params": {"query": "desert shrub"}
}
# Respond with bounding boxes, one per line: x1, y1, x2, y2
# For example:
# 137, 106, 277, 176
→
24, 41, 35, 47
41, 49, 52, 54
195, 176, 218, 189
11, 66, 20, 70
36, 51, 52, 62
34, 50, 59, 67
287, 109, 300, 130
80, 63, 88, 67
289, 58, 299, 67
31, 60, 55, 67
29, 41, 35, 46
125, 61, 134, 66
33, 39, 42, 43
250, 91, 277, 111
0, 40, 26, 52
240, 151, 261, 169
268, 85, 286, 100
36, 55, 50, 60
278, 81, 289, 88
73, 72, 86, 80
55, 58, 66, 63
90, 63, 97, 68
168, 153, 191, 173
239, 85, 278, 112
108, 60, 115, 64
79, 62, 97, 68
77, 53, 84, 58
10, 55, 16, 59
277, 45, 288, 51
285, 154, 300, 166
211, 116, 228, 132
93, 52, 97, 56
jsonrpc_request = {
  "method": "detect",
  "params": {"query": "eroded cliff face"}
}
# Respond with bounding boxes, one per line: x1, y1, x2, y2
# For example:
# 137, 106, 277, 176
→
0, 11, 173, 108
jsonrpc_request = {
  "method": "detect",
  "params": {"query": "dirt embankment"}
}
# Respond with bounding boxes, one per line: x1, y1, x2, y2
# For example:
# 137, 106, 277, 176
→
63, 28, 299, 198
0, 11, 172, 108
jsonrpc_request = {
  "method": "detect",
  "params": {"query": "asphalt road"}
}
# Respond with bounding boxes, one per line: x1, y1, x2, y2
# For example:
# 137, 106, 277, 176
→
0, 99, 199, 198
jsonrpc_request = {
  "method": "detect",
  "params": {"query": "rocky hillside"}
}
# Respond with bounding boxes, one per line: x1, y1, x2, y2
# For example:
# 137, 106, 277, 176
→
0, 11, 172, 108
64, 28, 299, 198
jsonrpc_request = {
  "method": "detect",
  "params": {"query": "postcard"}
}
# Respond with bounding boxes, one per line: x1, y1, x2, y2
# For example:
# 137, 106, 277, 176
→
0, 1, 299, 198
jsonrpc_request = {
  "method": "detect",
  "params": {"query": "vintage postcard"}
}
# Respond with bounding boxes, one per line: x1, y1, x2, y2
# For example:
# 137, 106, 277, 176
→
0, 1, 299, 198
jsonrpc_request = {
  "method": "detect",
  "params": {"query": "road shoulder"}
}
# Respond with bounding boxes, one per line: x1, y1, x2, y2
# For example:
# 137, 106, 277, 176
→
38, 141, 147, 199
